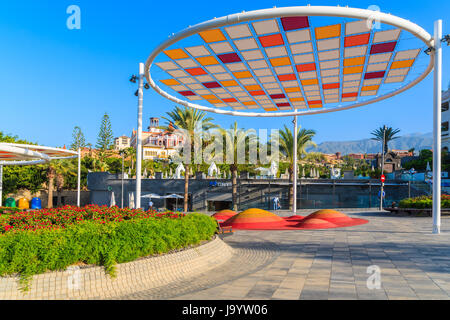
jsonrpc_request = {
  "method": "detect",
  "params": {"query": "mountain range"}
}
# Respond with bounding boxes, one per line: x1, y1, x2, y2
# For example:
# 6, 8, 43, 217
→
307, 132, 433, 155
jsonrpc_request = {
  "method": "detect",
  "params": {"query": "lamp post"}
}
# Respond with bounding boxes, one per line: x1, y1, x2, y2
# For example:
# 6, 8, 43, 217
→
136, 63, 144, 209
432, 20, 442, 234
130, 63, 150, 209
121, 150, 124, 208
77, 148, 81, 206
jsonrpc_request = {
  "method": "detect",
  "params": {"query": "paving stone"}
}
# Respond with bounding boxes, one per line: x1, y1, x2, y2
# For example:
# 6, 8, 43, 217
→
3, 210, 450, 300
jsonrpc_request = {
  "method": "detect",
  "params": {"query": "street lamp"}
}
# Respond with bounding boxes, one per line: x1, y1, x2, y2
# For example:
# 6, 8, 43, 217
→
129, 65, 150, 209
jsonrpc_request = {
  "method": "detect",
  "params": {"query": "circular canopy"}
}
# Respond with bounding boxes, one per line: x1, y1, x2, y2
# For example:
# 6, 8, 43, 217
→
0, 143, 78, 166
146, 6, 434, 117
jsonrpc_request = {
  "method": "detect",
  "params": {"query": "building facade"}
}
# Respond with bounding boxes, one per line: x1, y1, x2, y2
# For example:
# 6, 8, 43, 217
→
130, 117, 183, 161
114, 136, 131, 151
374, 151, 403, 173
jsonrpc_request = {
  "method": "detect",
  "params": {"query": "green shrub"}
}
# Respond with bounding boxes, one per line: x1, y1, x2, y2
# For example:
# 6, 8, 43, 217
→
398, 195, 450, 209
0, 213, 217, 290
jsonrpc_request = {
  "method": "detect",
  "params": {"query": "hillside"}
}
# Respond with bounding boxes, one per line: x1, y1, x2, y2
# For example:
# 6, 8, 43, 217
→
308, 132, 432, 155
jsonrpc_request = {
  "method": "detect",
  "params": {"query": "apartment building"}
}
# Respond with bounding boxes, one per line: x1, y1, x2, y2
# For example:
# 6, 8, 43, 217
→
130, 117, 183, 160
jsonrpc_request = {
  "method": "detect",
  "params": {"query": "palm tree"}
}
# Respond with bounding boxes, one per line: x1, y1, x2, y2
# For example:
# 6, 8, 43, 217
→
124, 146, 136, 170
371, 126, 401, 153
92, 158, 109, 172
272, 125, 316, 210
142, 160, 164, 178
162, 106, 217, 212
219, 122, 258, 211
53, 160, 76, 206
86, 143, 93, 157
45, 159, 76, 208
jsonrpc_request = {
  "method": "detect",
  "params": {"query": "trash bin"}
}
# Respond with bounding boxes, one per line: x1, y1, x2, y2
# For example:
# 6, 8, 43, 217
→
30, 197, 42, 210
5, 197, 16, 208
18, 198, 29, 209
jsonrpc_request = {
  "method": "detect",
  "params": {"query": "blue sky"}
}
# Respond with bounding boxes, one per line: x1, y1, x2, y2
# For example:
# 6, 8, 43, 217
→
0, 0, 449, 148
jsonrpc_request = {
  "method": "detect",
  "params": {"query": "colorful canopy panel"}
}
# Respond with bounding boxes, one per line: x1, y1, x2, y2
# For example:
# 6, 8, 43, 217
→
153, 16, 425, 113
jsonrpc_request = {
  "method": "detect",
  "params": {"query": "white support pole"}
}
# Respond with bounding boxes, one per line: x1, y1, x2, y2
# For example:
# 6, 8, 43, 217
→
380, 126, 386, 211
77, 148, 81, 207
432, 19, 442, 234
121, 152, 124, 209
293, 116, 298, 214
0, 165, 3, 207
136, 62, 145, 209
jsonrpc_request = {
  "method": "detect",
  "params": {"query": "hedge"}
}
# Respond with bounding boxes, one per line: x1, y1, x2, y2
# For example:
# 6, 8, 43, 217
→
0, 213, 217, 290
398, 195, 450, 209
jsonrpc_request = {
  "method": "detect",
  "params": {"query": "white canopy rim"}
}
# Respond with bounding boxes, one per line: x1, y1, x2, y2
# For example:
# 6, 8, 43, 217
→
0, 143, 77, 166
0, 143, 80, 207
145, 5, 434, 117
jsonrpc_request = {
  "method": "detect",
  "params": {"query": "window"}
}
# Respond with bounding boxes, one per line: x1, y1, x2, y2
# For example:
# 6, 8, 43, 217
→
442, 121, 449, 132
442, 101, 449, 112
145, 150, 158, 157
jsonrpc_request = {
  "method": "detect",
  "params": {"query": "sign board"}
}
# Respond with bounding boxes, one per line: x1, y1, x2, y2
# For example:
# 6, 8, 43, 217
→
380, 174, 385, 183
378, 190, 385, 198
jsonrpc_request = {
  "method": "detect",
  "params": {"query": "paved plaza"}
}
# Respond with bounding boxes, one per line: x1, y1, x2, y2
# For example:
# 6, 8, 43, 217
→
116, 210, 450, 300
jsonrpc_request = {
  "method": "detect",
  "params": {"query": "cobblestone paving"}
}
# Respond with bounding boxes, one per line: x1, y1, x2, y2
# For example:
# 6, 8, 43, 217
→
118, 210, 450, 300
113, 234, 280, 300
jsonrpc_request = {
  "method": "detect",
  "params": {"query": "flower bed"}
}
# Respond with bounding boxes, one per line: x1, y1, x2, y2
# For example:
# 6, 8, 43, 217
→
0, 205, 217, 289
0, 207, 23, 215
0, 204, 185, 233
398, 195, 450, 209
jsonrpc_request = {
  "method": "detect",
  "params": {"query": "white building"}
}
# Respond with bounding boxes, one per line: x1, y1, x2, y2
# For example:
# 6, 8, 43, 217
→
114, 135, 131, 151
131, 117, 183, 160
441, 88, 450, 151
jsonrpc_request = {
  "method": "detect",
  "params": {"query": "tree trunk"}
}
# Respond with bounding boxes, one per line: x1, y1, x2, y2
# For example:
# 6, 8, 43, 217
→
184, 164, 189, 212
231, 166, 238, 211
288, 167, 293, 211
47, 168, 55, 208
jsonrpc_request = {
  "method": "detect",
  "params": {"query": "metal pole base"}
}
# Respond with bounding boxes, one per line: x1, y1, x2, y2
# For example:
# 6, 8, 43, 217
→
432, 225, 440, 234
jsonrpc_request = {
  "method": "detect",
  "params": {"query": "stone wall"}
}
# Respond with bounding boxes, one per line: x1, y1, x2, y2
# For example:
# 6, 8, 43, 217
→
0, 236, 232, 300
87, 172, 423, 211
39, 190, 90, 208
